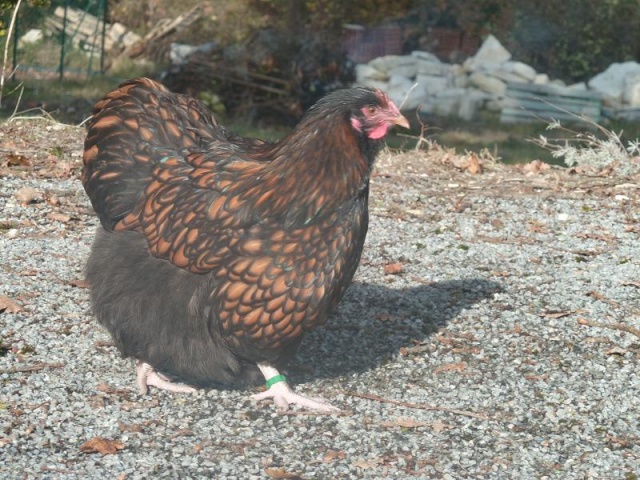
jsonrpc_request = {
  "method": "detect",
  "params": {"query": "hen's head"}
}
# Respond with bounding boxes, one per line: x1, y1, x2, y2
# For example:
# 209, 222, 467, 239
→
346, 87, 410, 140
306, 87, 409, 142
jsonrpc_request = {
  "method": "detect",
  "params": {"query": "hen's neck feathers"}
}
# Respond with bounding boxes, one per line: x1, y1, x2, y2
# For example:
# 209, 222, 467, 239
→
257, 110, 377, 218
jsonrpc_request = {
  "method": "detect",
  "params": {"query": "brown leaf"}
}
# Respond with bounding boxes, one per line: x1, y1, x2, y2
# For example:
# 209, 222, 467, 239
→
576, 232, 616, 243
381, 417, 428, 429
352, 458, 382, 469
68, 278, 89, 289
15, 187, 41, 206
433, 362, 467, 374
521, 159, 550, 175
430, 420, 452, 433
322, 449, 346, 463
264, 467, 301, 479
449, 155, 470, 171
539, 310, 574, 319
383, 262, 404, 275
528, 220, 549, 233
6, 153, 30, 167
587, 290, 608, 302
0, 295, 23, 313
46, 212, 71, 223
622, 281, 640, 288
80, 437, 125, 455
466, 152, 482, 174
46, 195, 61, 206
172, 429, 195, 438
605, 346, 628, 356
118, 421, 145, 433
375, 313, 396, 322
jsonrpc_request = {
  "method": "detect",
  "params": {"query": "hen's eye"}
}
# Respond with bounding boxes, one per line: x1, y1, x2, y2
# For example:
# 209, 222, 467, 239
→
367, 106, 377, 114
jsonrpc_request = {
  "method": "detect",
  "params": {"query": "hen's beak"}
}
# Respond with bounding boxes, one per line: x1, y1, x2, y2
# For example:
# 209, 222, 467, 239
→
385, 100, 410, 129
391, 113, 410, 129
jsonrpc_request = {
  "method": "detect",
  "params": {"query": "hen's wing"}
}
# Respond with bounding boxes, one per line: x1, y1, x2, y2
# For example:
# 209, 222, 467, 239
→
83, 78, 359, 354
82, 78, 272, 274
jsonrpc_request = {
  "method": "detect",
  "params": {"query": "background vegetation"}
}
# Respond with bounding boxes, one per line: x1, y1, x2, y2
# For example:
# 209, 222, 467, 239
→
2, 0, 640, 165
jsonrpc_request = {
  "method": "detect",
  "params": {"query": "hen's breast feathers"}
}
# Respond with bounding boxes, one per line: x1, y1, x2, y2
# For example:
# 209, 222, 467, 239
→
82, 78, 369, 353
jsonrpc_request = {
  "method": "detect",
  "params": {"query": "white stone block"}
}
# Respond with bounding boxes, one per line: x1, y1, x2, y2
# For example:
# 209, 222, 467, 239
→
507, 61, 537, 81
411, 50, 441, 63
534, 73, 550, 85
388, 64, 418, 79
369, 55, 416, 74
19, 29, 43, 46
416, 59, 449, 76
624, 73, 640, 106
355, 79, 389, 91
490, 69, 529, 84
433, 96, 461, 117
458, 90, 489, 121
465, 34, 511, 72
589, 61, 640, 105
566, 82, 587, 92
355, 64, 388, 82
469, 72, 507, 96
415, 74, 449, 95
387, 75, 426, 111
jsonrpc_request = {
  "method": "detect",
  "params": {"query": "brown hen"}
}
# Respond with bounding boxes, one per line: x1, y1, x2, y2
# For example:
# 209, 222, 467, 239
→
82, 77, 408, 411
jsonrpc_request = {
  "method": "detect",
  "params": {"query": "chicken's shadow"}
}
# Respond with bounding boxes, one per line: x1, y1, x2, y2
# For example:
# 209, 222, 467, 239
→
291, 278, 502, 382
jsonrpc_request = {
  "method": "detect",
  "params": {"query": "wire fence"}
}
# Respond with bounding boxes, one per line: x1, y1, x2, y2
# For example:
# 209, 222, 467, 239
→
6, 0, 107, 81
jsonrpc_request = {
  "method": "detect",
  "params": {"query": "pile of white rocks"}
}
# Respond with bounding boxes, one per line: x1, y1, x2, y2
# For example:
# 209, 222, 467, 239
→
588, 62, 640, 119
355, 34, 640, 121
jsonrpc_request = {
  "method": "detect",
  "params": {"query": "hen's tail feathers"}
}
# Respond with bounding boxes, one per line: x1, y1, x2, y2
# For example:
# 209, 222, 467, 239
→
82, 78, 219, 231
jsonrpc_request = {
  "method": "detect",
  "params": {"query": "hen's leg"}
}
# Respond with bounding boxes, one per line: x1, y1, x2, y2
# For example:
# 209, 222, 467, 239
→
135, 361, 196, 394
251, 363, 339, 412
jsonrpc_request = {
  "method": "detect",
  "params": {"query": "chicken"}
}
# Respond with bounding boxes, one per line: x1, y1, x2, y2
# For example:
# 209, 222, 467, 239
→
82, 78, 409, 411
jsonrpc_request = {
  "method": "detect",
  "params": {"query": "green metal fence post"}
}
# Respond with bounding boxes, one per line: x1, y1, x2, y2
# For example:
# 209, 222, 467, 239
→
100, 0, 107, 74
59, 0, 69, 80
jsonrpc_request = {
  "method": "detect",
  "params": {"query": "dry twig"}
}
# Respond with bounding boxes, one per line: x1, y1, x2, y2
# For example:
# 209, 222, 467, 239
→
577, 317, 640, 339
344, 390, 490, 420
0, 362, 65, 375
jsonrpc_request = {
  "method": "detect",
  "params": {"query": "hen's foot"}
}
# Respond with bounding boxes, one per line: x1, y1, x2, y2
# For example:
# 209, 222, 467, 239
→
135, 361, 196, 394
251, 381, 339, 412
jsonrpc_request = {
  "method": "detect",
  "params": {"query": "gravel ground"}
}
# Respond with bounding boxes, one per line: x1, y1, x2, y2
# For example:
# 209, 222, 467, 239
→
0, 119, 639, 479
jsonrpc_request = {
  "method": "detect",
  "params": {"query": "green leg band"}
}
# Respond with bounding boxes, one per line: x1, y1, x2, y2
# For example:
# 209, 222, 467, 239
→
265, 374, 287, 389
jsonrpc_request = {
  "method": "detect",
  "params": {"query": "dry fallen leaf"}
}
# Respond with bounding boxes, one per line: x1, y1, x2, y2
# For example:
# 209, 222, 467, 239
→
466, 152, 482, 174
68, 278, 89, 289
80, 437, 125, 455
381, 417, 429, 429
0, 295, 23, 313
264, 467, 301, 479
6, 153, 31, 167
433, 362, 467, 374
322, 449, 346, 463
539, 310, 574, 319
15, 187, 41, 206
605, 346, 628, 356
383, 262, 404, 275
118, 421, 145, 433
46, 194, 61, 206
521, 159, 550, 175
46, 212, 71, 223
430, 420, 452, 434
352, 458, 382, 469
